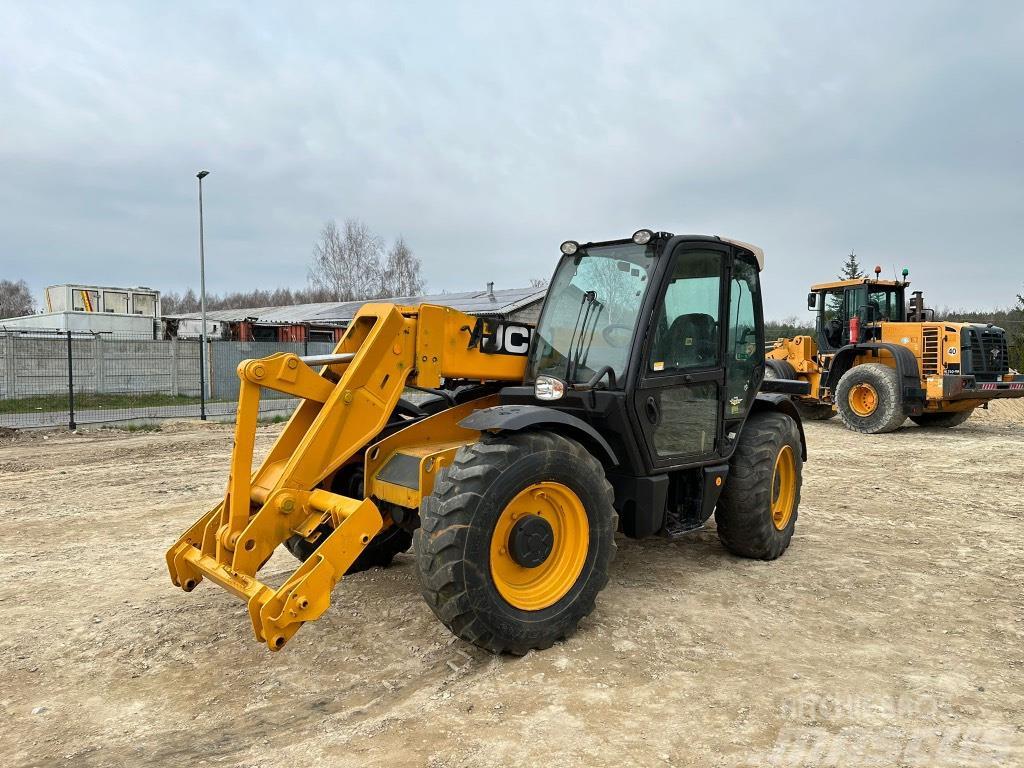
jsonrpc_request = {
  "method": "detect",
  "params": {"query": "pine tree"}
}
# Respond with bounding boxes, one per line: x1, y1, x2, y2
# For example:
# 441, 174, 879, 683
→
827, 252, 864, 312
839, 251, 864, 280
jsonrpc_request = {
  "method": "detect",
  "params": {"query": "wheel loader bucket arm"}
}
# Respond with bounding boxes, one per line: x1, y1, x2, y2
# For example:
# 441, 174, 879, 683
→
166, 302, 529, 650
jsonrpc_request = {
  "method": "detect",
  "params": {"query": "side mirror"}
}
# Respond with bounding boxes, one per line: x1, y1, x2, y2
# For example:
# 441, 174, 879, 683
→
807, 292, 819, 311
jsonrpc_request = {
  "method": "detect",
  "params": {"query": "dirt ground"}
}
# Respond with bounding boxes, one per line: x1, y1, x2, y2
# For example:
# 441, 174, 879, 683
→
2, 402, 1022, 768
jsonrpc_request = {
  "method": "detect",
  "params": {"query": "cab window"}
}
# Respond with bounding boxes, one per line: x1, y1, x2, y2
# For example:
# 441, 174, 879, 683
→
649, 250, 723, 371
725, 255, 762, 417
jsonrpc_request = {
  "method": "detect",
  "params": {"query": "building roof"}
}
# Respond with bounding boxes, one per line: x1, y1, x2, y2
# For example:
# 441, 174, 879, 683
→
166, 286, 547, 326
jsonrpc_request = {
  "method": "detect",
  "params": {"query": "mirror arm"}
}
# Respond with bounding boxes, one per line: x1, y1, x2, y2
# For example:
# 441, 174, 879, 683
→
573, 365, 617, 392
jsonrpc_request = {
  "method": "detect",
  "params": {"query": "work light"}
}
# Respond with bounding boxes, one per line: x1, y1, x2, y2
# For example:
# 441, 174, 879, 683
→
560, 240, 579, 256
534, 375, 566, 401
632, 229, 653, 245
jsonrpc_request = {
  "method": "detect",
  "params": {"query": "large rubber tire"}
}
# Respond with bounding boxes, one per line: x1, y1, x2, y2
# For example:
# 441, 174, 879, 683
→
715, 411, 803, 560
764, 359, 797, 380
415, 431, 617, 655
910, 409, 974, 428
835, 363, 907, 434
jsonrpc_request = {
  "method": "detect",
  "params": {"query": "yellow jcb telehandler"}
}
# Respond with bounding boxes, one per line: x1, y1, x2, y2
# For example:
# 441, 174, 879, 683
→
767, 267, 1024, 433
167, 230, 809, 654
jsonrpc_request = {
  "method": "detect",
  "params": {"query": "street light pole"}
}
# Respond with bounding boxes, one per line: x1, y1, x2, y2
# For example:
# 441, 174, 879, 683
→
197, 169, 210, 420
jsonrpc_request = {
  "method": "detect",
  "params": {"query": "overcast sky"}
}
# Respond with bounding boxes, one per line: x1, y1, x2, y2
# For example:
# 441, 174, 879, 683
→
2, 2, 1022, 319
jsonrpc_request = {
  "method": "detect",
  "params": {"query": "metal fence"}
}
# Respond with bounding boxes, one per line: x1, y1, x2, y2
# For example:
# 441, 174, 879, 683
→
0, 330, 335, 429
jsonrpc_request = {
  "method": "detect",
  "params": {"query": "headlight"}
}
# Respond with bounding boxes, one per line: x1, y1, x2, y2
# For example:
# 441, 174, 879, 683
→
560, 240, 579, 256
534, 375, 566, 401
632, 229, 653, 245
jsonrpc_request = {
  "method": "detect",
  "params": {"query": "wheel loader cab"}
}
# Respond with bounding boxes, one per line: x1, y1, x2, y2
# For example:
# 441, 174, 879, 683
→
812, 281, 906, 350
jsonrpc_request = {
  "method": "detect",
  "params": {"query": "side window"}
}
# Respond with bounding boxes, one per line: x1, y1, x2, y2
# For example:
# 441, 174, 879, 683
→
725, 256, 762, 418
821, 289, 847, 348
649, 249, 723, 371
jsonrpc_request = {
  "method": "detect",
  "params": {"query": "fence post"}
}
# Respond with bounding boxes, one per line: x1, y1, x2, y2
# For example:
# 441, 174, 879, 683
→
170, 337, 179, 397
1, 333, 14, 400
199, 337, 207, 421
93, 334, 105, 394
66, 330, 76, 431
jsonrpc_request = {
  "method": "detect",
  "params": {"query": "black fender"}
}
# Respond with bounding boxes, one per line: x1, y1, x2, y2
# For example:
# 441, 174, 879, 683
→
459, 405, 619, 467
824, 343, 924, 414
750, 394, 808, 460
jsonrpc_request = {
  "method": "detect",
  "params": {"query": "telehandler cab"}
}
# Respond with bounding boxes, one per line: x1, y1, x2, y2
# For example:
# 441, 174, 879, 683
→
167, 230, 809, 654
767, 267, 1024, 433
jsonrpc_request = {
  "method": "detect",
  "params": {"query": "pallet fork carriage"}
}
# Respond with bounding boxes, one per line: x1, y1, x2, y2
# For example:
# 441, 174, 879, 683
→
168, 231, 810, 654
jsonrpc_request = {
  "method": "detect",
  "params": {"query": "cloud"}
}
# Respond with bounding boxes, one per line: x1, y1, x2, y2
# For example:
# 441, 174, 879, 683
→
1, 1, 1022, 319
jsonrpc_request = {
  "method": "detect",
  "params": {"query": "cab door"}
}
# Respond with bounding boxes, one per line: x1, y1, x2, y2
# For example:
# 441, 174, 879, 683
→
633, 244, 727, 468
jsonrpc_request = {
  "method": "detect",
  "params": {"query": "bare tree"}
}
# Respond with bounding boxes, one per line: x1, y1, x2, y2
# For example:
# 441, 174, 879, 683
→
0, 279, 35, 318
308, 219, 386, 301
382, 236, 425, 298
528, 277, 550, 288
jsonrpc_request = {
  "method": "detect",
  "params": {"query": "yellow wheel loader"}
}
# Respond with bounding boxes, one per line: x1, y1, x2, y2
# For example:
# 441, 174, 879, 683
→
167, 230, 809, 654
767, 267, 1024, 434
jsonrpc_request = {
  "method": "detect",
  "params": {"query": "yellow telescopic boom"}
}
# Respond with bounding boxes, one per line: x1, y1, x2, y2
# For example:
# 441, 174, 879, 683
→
166, 303, 527, 650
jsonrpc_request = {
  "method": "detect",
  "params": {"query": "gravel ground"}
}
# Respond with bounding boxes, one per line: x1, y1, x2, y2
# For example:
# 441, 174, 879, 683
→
1, 402, 1022, 767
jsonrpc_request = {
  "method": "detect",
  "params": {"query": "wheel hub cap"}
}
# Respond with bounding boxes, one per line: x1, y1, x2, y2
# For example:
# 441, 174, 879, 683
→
508, 515, 555, 568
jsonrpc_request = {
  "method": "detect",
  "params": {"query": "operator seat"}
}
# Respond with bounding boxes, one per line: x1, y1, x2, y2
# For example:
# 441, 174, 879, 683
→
660, 313, 717, 368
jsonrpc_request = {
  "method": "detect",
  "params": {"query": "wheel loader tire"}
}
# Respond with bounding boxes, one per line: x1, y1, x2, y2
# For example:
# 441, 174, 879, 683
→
835, 363, 906, 434
415, 431, 617, 655
764, 359, 797, 380
715, 411, 802, 560
910, 409, 974, 428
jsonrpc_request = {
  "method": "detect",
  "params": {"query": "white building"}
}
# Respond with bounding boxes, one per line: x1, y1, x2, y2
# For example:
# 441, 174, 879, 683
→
1, 284, 163, 337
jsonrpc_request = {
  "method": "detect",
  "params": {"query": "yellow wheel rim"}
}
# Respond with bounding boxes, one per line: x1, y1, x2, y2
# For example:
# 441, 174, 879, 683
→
771, 445, 797, 531
848, 382, 878, 417
489, 481, 589, 611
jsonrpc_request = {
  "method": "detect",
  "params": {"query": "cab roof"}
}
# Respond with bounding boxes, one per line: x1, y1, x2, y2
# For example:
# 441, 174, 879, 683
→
811, 277, 908, 292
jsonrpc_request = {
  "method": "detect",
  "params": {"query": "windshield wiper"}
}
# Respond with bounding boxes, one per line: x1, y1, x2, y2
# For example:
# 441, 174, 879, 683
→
566, 291, 602, 382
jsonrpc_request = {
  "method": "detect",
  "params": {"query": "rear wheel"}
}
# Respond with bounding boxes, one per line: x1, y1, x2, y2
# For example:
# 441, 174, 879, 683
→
415, 431, 617, 654
835, 364, 906, 433
910, 409, 974, 428
715, 411, 803, 560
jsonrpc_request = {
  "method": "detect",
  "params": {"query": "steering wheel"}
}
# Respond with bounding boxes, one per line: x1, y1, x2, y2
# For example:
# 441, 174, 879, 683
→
601, 324, 633, 348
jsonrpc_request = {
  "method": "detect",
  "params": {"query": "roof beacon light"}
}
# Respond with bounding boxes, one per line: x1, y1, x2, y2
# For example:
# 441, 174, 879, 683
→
874, 265, 882, 278
560, 240, 579, 256
632, 229, 654, 245
902, 268, 910, 278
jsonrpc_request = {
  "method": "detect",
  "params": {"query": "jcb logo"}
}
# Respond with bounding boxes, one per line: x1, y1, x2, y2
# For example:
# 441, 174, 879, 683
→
466, 317, 532, 356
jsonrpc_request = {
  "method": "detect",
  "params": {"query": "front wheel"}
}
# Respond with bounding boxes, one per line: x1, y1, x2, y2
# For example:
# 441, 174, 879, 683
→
910, 409, 974, 428
835, 363, 906, 433
415, 431, 617, 655
715, 411, 803, 560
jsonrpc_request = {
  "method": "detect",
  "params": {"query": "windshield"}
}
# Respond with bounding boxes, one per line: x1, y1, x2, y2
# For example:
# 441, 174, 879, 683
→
526, 243, 655, 385
864, 287, 904, 322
